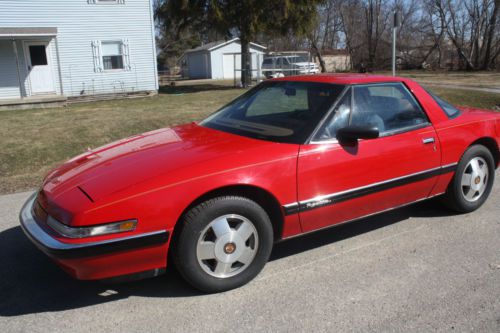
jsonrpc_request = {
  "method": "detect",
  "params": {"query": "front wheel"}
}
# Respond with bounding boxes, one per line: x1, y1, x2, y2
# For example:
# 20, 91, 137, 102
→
173, 196, 273, 293
443, 145, 495, 213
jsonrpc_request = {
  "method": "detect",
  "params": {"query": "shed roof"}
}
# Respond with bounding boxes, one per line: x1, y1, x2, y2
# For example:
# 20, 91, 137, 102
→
185, 38, 266, 53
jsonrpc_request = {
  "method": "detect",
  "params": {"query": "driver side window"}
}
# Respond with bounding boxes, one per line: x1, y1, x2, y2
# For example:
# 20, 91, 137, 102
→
313, 89, 351, 141
351, 83, 428, 135
313, 83, 430, 142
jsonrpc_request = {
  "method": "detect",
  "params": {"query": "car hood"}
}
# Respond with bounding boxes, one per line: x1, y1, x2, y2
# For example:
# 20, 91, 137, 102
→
42, 123, 281, 203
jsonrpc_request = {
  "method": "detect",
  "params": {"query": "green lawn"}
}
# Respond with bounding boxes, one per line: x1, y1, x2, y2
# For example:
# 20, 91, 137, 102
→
0, 84, 498, 194
427, 87, 500, 110
377, 71, 500, 90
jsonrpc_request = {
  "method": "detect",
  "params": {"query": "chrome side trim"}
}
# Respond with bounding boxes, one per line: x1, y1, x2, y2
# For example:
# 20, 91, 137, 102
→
282, 202, 299, 215
282, 163, 457, 215
19, 193, 168, 258
310, 123, 434, 145
279, 192, 445, 241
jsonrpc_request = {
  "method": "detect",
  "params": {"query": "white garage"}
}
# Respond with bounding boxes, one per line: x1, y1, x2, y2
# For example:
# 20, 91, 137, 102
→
183, 38, 266, 80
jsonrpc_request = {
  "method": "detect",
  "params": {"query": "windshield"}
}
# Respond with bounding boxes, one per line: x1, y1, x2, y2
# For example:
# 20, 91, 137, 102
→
201, 81, 345, 144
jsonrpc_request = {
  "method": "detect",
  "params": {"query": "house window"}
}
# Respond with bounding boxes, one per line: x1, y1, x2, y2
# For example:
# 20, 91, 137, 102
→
102, 42, 124, 70
29, 45, 48, 66
92, 39, 131, 72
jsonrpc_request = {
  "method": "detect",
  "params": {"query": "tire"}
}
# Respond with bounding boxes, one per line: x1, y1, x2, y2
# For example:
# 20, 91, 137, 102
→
443, 145, 495, 213
173, 196, 273, 293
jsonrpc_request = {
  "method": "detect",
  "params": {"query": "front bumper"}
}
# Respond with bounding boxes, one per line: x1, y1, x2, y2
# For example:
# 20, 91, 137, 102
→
19, 193, 170, 279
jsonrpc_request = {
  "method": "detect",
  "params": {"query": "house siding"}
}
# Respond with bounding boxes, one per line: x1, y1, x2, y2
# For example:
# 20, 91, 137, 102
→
0, 0, 157, 98
0, 40, 21, 99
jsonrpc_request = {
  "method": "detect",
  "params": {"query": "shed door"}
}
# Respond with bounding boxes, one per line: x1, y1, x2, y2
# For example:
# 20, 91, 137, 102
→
24, 42, 55, 95
223, 54, 241, 79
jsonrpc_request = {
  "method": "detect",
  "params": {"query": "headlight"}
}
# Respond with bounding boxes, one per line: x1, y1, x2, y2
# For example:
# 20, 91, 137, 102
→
47, 216, 137, 238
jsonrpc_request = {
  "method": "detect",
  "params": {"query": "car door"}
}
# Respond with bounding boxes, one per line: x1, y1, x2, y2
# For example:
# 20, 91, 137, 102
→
296, 82, 442, 233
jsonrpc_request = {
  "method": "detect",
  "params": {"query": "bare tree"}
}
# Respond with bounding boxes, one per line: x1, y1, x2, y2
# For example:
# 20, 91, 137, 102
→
434, 0, 499, 70
156, 0, 499, 72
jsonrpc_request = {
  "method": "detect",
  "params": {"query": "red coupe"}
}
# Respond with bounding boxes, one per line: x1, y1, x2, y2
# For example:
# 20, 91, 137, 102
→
20, 75, 500, 292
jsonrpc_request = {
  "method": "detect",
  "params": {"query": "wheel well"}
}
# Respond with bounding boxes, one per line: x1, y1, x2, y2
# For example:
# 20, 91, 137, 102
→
471, 137, 499, 168
171, 185, 285, 246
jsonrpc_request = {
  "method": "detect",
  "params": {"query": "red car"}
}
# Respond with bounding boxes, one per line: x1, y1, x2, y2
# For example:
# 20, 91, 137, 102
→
20, 75, 500, 292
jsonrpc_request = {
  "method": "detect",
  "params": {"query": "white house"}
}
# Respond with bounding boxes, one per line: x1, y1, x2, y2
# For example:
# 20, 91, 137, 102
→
183, 38, 267, 80
0, 0, 158, 108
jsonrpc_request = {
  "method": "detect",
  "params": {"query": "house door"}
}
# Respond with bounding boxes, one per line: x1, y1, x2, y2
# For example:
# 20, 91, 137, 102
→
24, 42, 55, 95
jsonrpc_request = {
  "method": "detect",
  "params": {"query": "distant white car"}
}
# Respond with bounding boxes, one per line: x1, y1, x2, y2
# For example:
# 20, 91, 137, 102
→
262, 55, 319, 78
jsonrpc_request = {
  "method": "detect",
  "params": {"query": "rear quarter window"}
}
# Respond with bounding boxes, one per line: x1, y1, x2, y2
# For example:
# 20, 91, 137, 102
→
427, 90, 461, 119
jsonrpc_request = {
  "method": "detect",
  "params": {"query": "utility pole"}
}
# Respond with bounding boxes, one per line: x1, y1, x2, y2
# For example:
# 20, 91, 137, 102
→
392, 10, 401, 76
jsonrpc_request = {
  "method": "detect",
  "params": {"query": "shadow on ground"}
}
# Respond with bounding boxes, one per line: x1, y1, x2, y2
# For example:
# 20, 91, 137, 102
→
159, 84, 238, 95
0, 199, 456, 317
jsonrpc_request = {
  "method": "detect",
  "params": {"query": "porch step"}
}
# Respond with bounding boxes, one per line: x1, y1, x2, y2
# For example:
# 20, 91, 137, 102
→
68, 91, 156, 104
0, 95, 67, 111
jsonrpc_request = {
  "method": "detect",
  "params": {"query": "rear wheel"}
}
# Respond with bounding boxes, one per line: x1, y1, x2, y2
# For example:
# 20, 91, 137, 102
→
443, 145, 495, 213
173, 196, 273, 293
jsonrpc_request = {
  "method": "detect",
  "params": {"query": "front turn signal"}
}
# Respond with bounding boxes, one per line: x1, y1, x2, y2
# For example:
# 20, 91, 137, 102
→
47, 217, 137, 238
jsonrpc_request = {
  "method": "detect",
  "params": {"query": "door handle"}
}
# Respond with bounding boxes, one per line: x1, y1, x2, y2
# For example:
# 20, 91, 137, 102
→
422, 137, 435, 144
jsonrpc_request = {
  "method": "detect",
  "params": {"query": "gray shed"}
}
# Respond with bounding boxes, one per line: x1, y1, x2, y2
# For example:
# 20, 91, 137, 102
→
183, 38, 266, 80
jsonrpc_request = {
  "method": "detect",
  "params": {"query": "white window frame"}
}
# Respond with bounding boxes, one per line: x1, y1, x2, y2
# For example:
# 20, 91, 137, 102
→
88, 0, 125, 4
92, 39, 131, 73
102, 40, 124, 72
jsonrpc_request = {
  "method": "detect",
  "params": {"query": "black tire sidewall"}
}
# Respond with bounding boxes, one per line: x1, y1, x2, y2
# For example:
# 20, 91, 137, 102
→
448, 145, 495, 213
174, 196, 273, 293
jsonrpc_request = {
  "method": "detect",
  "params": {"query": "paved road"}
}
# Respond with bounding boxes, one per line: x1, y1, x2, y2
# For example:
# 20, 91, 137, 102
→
0, 175, 499, 333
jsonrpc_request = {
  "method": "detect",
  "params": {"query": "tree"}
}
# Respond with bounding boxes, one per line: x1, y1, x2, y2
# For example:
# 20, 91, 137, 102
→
434, 0, 500, 70
156, 0, 324, 86
331, 0, 499, 70
310, 0, 345, 72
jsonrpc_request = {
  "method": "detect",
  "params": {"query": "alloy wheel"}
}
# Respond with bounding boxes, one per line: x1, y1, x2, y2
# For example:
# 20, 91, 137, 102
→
461, 157, 489, 202
196, 214, 259, 278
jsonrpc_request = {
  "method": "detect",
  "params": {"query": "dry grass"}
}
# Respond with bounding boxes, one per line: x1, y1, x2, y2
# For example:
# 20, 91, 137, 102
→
0, 85, 244, 194
429, 87, 500, 110
377, 70, 500, 89
0, 82, 498, 194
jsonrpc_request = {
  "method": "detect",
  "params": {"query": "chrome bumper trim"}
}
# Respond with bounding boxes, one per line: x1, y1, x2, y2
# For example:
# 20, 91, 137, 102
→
19, 193, 169, 259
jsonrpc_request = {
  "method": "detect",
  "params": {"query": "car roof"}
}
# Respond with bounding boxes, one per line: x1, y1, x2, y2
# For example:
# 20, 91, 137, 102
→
271, 74, 413, 85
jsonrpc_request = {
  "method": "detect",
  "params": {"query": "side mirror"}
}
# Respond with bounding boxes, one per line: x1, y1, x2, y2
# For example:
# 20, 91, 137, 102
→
336, 126, 379, 143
